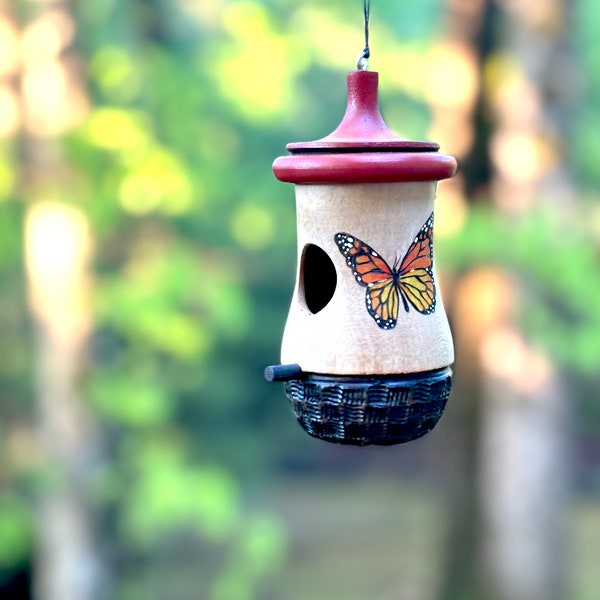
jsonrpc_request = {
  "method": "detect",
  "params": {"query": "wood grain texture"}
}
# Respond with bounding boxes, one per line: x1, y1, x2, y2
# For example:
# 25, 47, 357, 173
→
280, 181, 454, 375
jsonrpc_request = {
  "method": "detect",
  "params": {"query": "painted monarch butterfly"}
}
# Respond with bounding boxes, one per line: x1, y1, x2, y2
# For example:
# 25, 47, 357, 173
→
334, 213, 436, 330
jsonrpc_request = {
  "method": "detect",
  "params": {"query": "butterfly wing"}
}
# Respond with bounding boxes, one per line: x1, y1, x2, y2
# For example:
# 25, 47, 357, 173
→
334, 233, 400, 329
364, 276, 400, 330
397, 213, 436, 315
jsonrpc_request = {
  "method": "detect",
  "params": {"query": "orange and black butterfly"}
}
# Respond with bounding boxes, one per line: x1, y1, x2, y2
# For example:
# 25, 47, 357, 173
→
334, 213, 436, 330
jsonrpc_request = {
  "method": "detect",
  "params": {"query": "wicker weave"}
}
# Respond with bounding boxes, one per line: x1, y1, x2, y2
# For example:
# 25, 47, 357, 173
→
284, 368, 452, 445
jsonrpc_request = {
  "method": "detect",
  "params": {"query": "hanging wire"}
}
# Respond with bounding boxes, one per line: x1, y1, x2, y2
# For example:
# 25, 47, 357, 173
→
357, 0, 370, 70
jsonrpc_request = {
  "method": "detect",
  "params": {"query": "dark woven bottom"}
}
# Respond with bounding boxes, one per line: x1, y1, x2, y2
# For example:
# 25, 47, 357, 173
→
283, 368, 452, 446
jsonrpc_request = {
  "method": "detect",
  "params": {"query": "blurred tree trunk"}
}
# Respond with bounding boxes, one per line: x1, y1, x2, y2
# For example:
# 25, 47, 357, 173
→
431, 2, 496, 598
25, 204, 105, 600
19, 1, 107, 598
434, 1, 572, 599
478, 2, 573, 599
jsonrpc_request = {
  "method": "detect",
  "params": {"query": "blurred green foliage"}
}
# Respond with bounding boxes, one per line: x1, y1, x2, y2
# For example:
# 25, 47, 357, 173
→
0, 0, 598, 597
439, 207, 600, 374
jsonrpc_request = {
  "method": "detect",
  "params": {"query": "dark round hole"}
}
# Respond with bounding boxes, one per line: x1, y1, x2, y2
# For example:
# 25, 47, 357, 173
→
301, 244, 337, 314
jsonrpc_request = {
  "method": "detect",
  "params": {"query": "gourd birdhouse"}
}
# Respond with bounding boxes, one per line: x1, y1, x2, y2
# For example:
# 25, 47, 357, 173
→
265, 69, 457, 446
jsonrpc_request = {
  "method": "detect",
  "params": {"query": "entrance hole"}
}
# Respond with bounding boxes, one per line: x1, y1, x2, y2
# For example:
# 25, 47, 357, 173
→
300, 244, 337, 314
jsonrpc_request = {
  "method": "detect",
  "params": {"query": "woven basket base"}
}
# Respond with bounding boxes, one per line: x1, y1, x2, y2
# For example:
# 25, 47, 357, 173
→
283, 368, 452, 446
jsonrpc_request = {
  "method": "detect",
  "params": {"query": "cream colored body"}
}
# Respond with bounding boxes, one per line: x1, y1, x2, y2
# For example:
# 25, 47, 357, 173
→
281, 182, 454, 375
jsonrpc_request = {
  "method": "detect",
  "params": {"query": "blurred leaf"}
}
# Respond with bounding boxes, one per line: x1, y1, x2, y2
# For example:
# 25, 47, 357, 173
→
211, 513, 287, 600
439, 207, 600, 374
89, 371, 173, 427
0, 495, 32, 567
120, 441, 240, 547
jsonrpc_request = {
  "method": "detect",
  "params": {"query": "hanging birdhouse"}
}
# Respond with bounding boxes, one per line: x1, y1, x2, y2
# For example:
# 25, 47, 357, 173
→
265, 62, 457, 445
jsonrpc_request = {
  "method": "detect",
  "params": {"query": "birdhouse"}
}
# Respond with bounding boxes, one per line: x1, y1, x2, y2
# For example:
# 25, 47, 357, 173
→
265, 70, 457, 445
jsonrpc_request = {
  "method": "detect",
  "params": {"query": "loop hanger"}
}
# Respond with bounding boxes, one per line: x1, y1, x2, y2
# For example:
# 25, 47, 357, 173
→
357, 0, 370, 70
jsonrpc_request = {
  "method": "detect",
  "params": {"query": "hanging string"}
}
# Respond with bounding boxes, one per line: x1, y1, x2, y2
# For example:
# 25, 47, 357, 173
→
357, 0, 370, 70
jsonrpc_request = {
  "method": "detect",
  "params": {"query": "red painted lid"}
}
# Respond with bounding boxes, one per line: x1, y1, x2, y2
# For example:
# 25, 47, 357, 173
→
273, 70, 456, 184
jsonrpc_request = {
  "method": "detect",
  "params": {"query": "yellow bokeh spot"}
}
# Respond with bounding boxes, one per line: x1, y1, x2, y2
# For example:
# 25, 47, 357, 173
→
231, 203, 274, 250
589, 204, 600, 245
0, 156, 15, 200
376, 45, 430, 101
119, 174, 162, 215
223, 1, 269, 38
90, 46, 139, 100
289, 6, 355, 72
484, 52, 521, 96
86, 107, 150, 152
435, 180, 468, 238
119, 149, 194, 215
213, 1, 309, 120
426, 42, 479, 110
0, 87, 20, 137
491, 132, 553, 183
